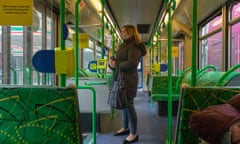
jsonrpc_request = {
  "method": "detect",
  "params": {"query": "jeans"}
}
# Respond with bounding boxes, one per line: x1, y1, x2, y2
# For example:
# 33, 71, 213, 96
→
121, 99, 137, 134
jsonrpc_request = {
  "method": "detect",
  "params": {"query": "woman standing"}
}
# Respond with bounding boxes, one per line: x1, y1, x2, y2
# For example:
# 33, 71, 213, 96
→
109, 24, 146, 144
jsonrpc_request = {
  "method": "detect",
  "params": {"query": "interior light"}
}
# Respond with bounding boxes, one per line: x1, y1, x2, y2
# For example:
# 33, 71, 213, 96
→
89, 0, 102, 13
164, 13, 169, 24
175, 0, 181, 8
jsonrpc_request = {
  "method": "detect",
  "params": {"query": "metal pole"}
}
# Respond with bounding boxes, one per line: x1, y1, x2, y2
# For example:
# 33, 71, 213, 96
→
167, 3, 173, 144
111, 27, 116, 117
149, 43, 152, 74
11, 68, 17, 84
159, 39, 162, 64
60, 0, 66, 87
151, 41, 154, 74
156, 34, 159, 64
25, 67, 30, 85
101, 0, 106, 59
191, 0, 197, 86
78, 85, 96, 144
112, 26, 116, 57
75, 0, 81, 87
37, 72, 40, 85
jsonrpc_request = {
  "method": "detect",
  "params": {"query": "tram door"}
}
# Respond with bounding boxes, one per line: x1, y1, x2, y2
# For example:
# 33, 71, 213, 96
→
138, 58, 143, 88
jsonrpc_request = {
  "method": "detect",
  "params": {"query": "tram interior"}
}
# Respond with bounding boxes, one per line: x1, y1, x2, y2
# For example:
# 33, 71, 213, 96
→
0, 0, 240, 144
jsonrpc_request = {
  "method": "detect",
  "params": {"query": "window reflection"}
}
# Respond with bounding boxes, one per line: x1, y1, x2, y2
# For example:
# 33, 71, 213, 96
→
201, 15, 222, 37
200, 14, 223, 70
83, 48, 94, 68
10, 26, 23, 84
201, 32, 222, 70
231, 2, 240, 20
230, 2, 240, 70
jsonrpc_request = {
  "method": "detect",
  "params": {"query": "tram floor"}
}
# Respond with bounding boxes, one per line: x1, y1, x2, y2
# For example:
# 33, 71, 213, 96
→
89, 91, 178, 144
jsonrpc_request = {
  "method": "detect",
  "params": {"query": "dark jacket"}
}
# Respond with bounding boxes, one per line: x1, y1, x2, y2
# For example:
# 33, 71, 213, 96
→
189, 94, 240, 144
113, 38, 146, 99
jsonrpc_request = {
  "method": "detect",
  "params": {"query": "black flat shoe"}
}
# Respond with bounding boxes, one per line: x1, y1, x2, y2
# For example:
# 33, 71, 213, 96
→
113, 130, 130, 136
123, 135, 139, 143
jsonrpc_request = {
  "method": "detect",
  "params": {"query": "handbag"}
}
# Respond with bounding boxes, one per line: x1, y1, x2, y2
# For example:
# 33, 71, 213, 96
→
108, 70, 129, 109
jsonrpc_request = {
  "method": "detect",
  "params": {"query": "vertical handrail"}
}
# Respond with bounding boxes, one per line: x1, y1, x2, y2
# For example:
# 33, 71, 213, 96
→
77, 85, 96, 144
149, 44, 152, 74
159, 38, 162, 65
156, 34, 159, 64
75, 0, 81, 87
176, 89, 185, 144
111, 25, 116, 117
10, 67, 17, 84
37, 72, 41, 85
75, 1, 97, 144
101, 0, 106, 59
100, 0, 106, 79
46, 73, 50, 85
151, 41, 154, 74
83, 81, 107, 143
167, 3, 173, 144
25, 67, 31, 85
112, 25, 116, 57
60, 0, 66, 87
191, 0, 197, 86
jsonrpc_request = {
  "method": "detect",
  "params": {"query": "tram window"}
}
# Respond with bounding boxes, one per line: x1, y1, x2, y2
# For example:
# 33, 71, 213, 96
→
65, 40, 72, 47
201, 32, 223, 70
200, 15, 223, 70
96, 42, 102, 52
230, 2, 240, 69
83, 48, 94, 68
231, 2, 240, 20
33, 11, 42, 54
89, 40, 94, 48
10, 26, 24, 85
46, 16, 53, 50
230, 23, 240, 67
32, 10, 42, 85
201, 15, 222, 37
32, 5, 56, 85
96, 52, 102, 60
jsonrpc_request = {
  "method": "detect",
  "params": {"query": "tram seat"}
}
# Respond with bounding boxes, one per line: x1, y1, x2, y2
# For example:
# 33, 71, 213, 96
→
67, 76, 112, 133
175, 87, 240, 144
79, 69, 101, 78
67, 77, 110, 113
178, 70, 240, 87
0, 86, 82, 143
150, 75, 180, 116
177, 64, 240, 88
196, 71, 225, 86
176, 65, 219, 89
226, 74, 240, 86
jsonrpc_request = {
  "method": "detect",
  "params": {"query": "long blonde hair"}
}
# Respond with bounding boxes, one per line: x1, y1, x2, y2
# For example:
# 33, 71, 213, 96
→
121, 25, 142, 44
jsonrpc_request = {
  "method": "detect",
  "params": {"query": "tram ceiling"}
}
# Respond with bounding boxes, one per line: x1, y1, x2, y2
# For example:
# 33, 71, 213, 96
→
38, 0, 228, 46
65, 0, 165, 46
106, 0, 164, 43
80, 0, 228, 43
161, 0, 228, 38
